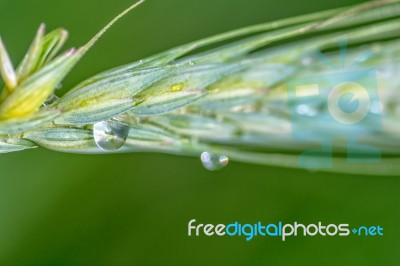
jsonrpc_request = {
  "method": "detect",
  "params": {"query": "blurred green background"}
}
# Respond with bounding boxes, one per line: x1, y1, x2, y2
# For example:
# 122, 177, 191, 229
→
1, 0, 399, 265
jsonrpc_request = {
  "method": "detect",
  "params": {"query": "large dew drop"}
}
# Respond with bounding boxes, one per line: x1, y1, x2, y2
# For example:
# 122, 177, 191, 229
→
200, 151, 229, 171
93, 121, 130, 151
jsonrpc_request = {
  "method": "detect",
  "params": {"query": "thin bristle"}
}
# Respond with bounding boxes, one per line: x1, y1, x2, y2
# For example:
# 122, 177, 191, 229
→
81, 0, 146, 54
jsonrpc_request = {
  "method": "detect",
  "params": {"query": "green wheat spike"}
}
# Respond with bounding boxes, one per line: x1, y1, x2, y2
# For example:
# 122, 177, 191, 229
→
0, 0, 400, 176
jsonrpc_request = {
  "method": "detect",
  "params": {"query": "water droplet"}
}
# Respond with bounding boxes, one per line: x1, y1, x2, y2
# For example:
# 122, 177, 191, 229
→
189, 61, 194, 66
93, 121, 130, 151
55, 83, 63, 90
200, 152, 229, 171
295, 104, 317, 117
42, 94, 59, 107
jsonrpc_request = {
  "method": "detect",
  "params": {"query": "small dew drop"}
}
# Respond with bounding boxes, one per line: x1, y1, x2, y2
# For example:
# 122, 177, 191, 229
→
296, 104, 317, 117
42, 94, 59, 107
189, 61, 195, 66
93, 121, 130, 151
200, 151, 229, 171
55, 83, 63, 90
